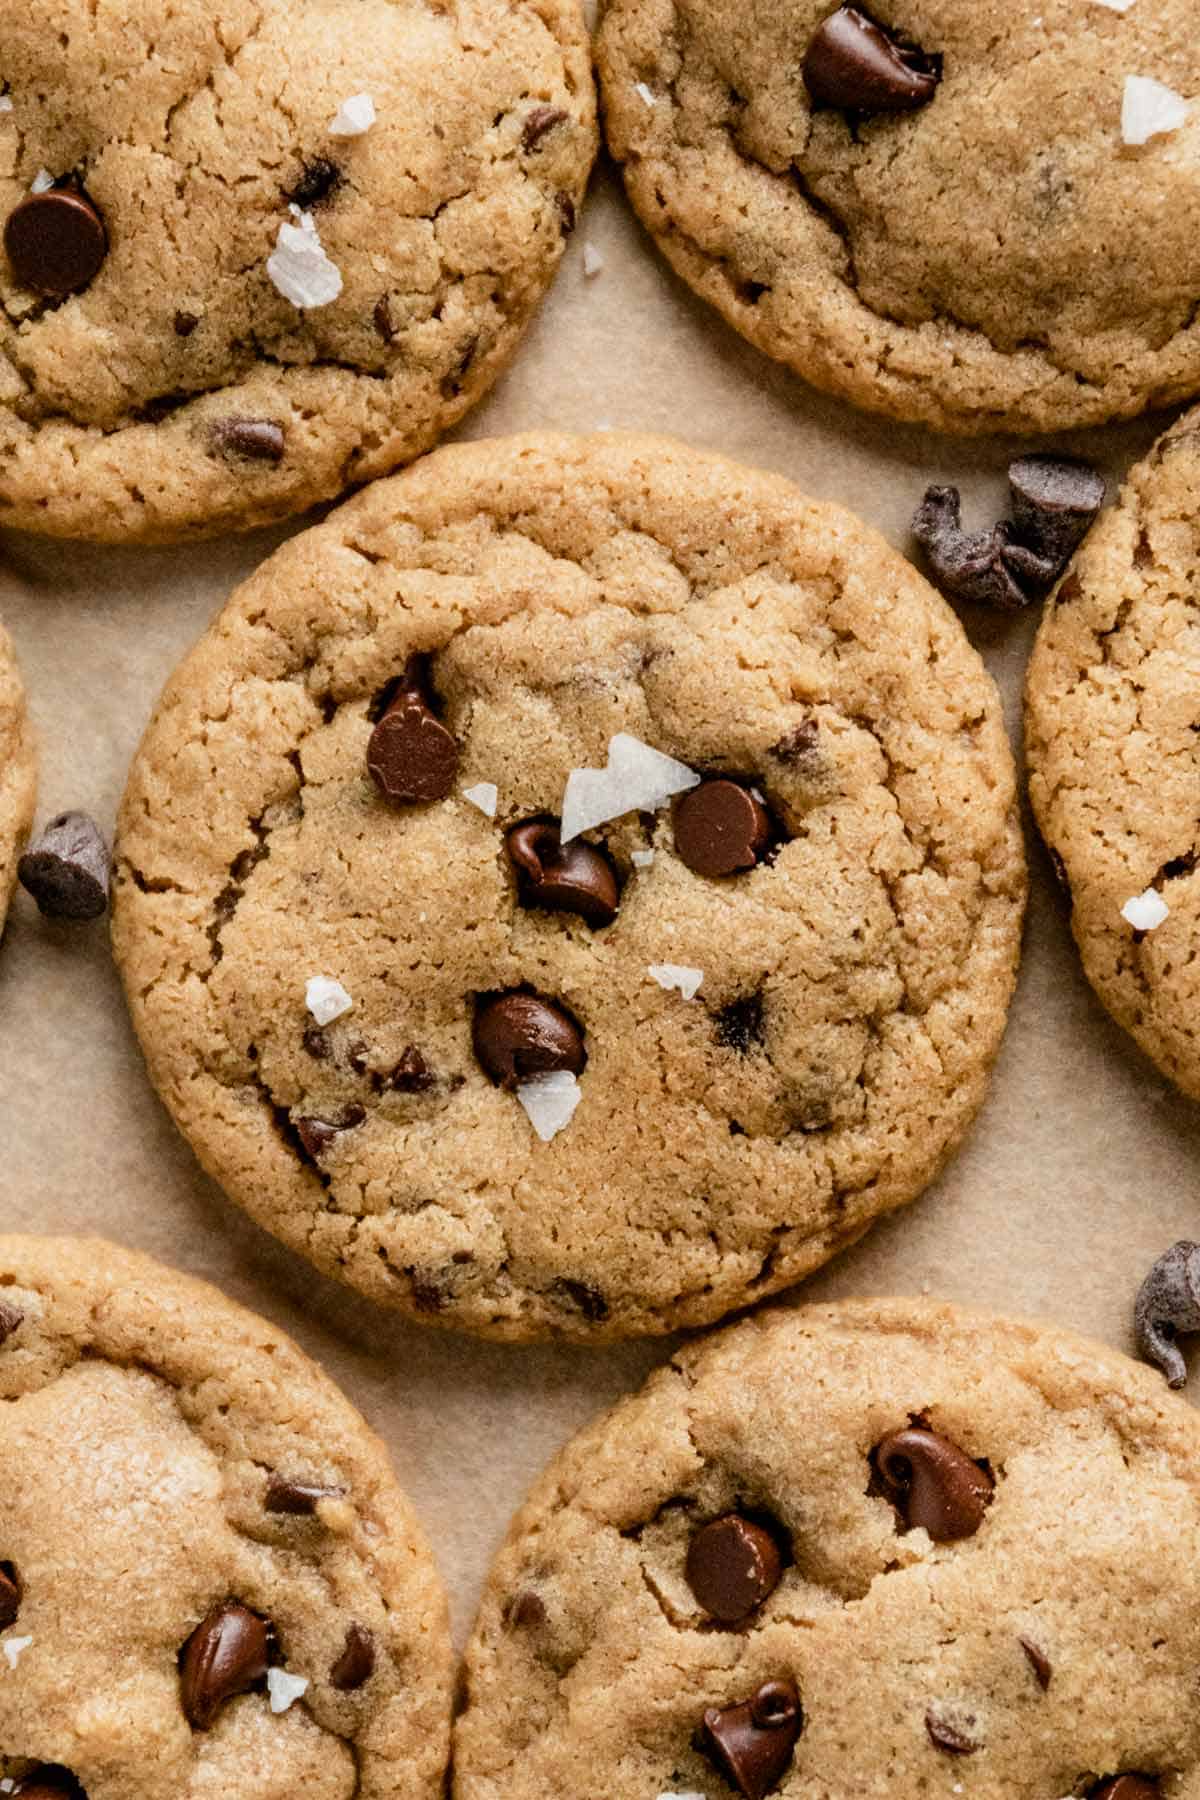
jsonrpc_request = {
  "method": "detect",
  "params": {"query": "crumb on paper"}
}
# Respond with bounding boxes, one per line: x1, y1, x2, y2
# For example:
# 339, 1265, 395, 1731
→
561, 732, 699, 842
267, 207, 343, 309
1121, 887, 1169, 931
648, 962, 703, 1000
517, 1070, 581, 1142
329, 92, 376, 136
267, 1667, 310, 1713
631, 848, 655, 868
463, 781, 499, 818
2, 1635, 32, 1671
1121, 74, 1189, 145
583, 241, 605, 278
306, 975, 353, 1025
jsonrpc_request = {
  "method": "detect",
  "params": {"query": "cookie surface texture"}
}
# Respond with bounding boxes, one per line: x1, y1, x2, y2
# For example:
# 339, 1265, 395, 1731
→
596, 0, 1200, 434
0, 0, 594, 542
1027, 407, 1200, 1099
0, 620, 35, 932
0, 1234, 452, 1798
455, 1297, 1200, 1799
113, 432, 1025, 1342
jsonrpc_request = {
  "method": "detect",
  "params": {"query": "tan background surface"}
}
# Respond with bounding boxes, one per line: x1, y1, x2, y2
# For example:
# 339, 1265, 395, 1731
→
0, 153, 1191, 1650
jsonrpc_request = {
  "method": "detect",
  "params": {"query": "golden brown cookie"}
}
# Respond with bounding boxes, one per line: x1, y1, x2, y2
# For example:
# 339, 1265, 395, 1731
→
597, 0, 1200, 434
112, 432, 1025, 1342
456, 1297, 1200, 1799
0, 0, 595, 542
0, 1234, 452, 1798
0, 621, 35, 933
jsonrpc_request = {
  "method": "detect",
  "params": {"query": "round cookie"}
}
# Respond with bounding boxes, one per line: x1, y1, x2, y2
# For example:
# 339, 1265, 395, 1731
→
0, 1234, 452, 1798
0, 0, 595, 543
112, 432, 1025, 1342
455, 1296, 1200, 1799
1027, 408, 1200, 1099
0, 621, 35, 934
596, 0, 1200, 435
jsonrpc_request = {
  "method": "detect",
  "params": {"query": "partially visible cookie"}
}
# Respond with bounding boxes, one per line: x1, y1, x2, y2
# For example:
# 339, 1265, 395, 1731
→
0, 0, 595, 542
456, 1297, 1200, 1799
0, 621, 35, 933
0, 1234, 452, 1798
1027, 407, 1200, 1099
597, 0, 1200, 434
113, 431, 1025, 1342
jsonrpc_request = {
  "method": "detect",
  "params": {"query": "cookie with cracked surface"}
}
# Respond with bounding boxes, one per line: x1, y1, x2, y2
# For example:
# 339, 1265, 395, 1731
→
455, 1296, 1200, 1799
1027, 407, 1200, 1099
0, 620, 35, 934
0, 0, 594, 542
596, 0, 1200, 435
112, 431, 1025, 1342
0, 1234, 452, 1798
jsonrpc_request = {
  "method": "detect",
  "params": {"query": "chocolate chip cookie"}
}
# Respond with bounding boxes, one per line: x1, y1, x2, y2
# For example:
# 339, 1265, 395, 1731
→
0, 1234, 452, 1797
0, 622, 35, 934
597, 0, 1200, 434
1026, 407, 1200, 1099
0, 0, 594, 542
112, 432, 1025, 1342
456, 1297, 1200, 1799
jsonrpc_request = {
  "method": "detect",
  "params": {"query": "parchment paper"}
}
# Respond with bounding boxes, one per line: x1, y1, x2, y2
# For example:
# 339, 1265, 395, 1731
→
0, 157, 1191, 1649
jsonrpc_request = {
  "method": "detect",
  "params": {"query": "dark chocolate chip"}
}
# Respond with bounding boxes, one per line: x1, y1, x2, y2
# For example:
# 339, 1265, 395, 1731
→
699, 1678, 803, 1800
506, 819, 619, 927
17, 813, 110, 920
1008, 455, 1105, 573
553, 1278, 609, 1322
286, 158, 341, 208
674, 780, 772, 878
0, 1299, 23, 1345
1019, 1636, 1052, 1690
716, 993, 765, 1053
770, 719, 820, 763
505, 1589, 547, 1629
803, 6, 940, 114
4, 186, 108, 295
374, 296, 396, 341
872, 1426, 993, 1541
367, 662, 458, 806
293, 1105, 366, 1163
330, 1621, 376, 1690
1089, 1781, 1160, 1799
179, 1601, 272, 1729
12, 1769, 87, 1799
265, 1472, 346, 1515
555, 191, 576, 236
212, 417, 286, 463
302, 1024, 332, 1061
912, 488, 1043, 610
1134, 1240, 1200, 1388
522, 105, 568, 151
924, 1707, 979, 1754
174, 311, 199, 337
473, 991, 585, 1088
685, 1515, 783, 1623
0, 1561, 20, 1629
382, 1046, 434, 1092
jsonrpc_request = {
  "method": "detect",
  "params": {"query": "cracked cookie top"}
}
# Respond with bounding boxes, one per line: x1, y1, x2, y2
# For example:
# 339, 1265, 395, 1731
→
112, 432, 1024, 1343
0, 1234, 452, 1799
0, 621, 35, 935
455, 1297, 1200, 1799
596, 0, 1200, 435
1027, 407, 1200, 1100
0, 0, 594, 542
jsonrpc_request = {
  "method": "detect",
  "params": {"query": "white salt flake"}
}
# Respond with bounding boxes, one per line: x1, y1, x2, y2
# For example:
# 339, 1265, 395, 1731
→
267, 208, 343, 309
0, 96, 13, 114
561, 732, 699, 842
463, 781, 498, 818
1122, 74, 1189, 145
30, 168, 54, 194
1121, 887, 1169, 931
631, 847, 655, 868
267, 1666, 309, 1713
583, 240, 605, 278
517, 1070, 581, 1142
305, 975, 353, 1025
329, 92, 376, 136
648, 963, 703, 1000
634, 81, 656, 107
1094, 0, 1135, 10
657, 1793, 706, 1800
2, 1636, 32, 1670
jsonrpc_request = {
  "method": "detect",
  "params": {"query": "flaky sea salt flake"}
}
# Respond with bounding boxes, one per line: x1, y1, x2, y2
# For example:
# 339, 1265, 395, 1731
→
267, 1667, 309, 1713
0, 96, 13, 114
1094, 0, 1135, 10
634, 81, 656, 107
517, 1070, 581, 1142
1122, 74, 1189, 145
463, 782, 498, 818
648, 963, 703, 1000
329, 92, 376, 136
305, 975, 353, 1025
30, 168, 54, 193
1121, 887, 1169, 931
561, 732, 699, 841
583, 241, 605, 277
2, 1636, 32, 1671
267, 208, 343, 309
631, 848, 655, 868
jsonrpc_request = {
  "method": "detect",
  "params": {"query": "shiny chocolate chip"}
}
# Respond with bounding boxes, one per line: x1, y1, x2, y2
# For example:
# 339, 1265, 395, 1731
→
674, 780, 772, 878
872, 1426, 993, 1541
1019, 1636, 1051, 1690
699, 1678, 803, 1800
294, 1105, 366, 1163
1089, 1781, 1159, 1799
0, 1561, 20, 1629
803, 6, 940, 113
17, 813, 110, 921
473, 991, 585, 1088
367, 662, 458, 807
12, 1769, 87, 1799
330, 1620, 376, 1691
506, 819, 619, 927
925, 1706, 979, 1754
522, 105, 567, 152
382, 1046, 434, 1092
265, 1472, 346, 1515
212, 418, 286, 463
685, 1515, 783, 1624
4, 186, 108, 294
179, 1601, 272, 1729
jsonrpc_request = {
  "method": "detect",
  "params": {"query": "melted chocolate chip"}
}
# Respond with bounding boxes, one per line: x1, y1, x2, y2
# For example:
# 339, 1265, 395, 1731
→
212, 418, 286, 463
330, 1621, 376, 1690
522, 105, 568, 151
18, 812, 110, 921
0, 1561, 20, 1629
473, 991, 586, 1088
674, 780, 772, 878
716, 993, 765, 1053
4, 186, 108, 295
685, 1515, 784, 1623
286, 157, 341, 208
872, 1426, 993, 1541
771, 719, 820, 763
803, 7, 940, 114
506, 1589, 547, 1629
506, 820, 620, 927
367, 661, 459, 807
0, 1298, 24, 1345
293, 1105, 366, 1163
1134, 1240, 1200, 1388
383, 1046, 435, 1092
1019, 1636, 1052, 1690
265, 1472, 346, 1515
374, 296, 396, 341
12, 1769, 87, 1799
699, 1678, 803, 1800
302, 1024, 332, 1061
179, 1601, 272, 1729
1089, 1781, 1159, 1799
924, 1707, 979, 1754
174, 311, 199, 337
555, 191, 576, 236
552, 1278, 609, 1322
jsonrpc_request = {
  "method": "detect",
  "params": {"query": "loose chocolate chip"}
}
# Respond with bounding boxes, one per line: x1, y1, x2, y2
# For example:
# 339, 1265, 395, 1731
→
4, 186, 108, 295
522, 105, 568, 151
1019, 1636, 1052, 1690
1008, 455, 1106, 574
179, 1601, 272, 1729
174, 310, 199, 337
12, 1769, 86, 1799
924, 1707, 979, 1754
0, 1561, 20, 1629
286, 158, 341, 208
699, 1678, 803, 1800
294, 1105, 366, 1163
674, 779, 772, 878
803, 6, 940, 114
506, 819, 620, 927
555, 190, 576, 236
212, 418, 286, 463
912, 489, 1043, 611
685, 1515, 783, 1623
382, 1046, 434, 1092
265, 1472, 346, 1515
367, 662, 459, 807
0, 1299, 23, 1345
505, 1589, 547, 1629
473, 991, 586, 1088
17, 813, 110, 920
872, 1426, 993, 1541
716, 993, 765, 1053
330, 1620, 376, 1690
1134, 1240, 1200, 1388
1090, 1781, 1160, 1799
